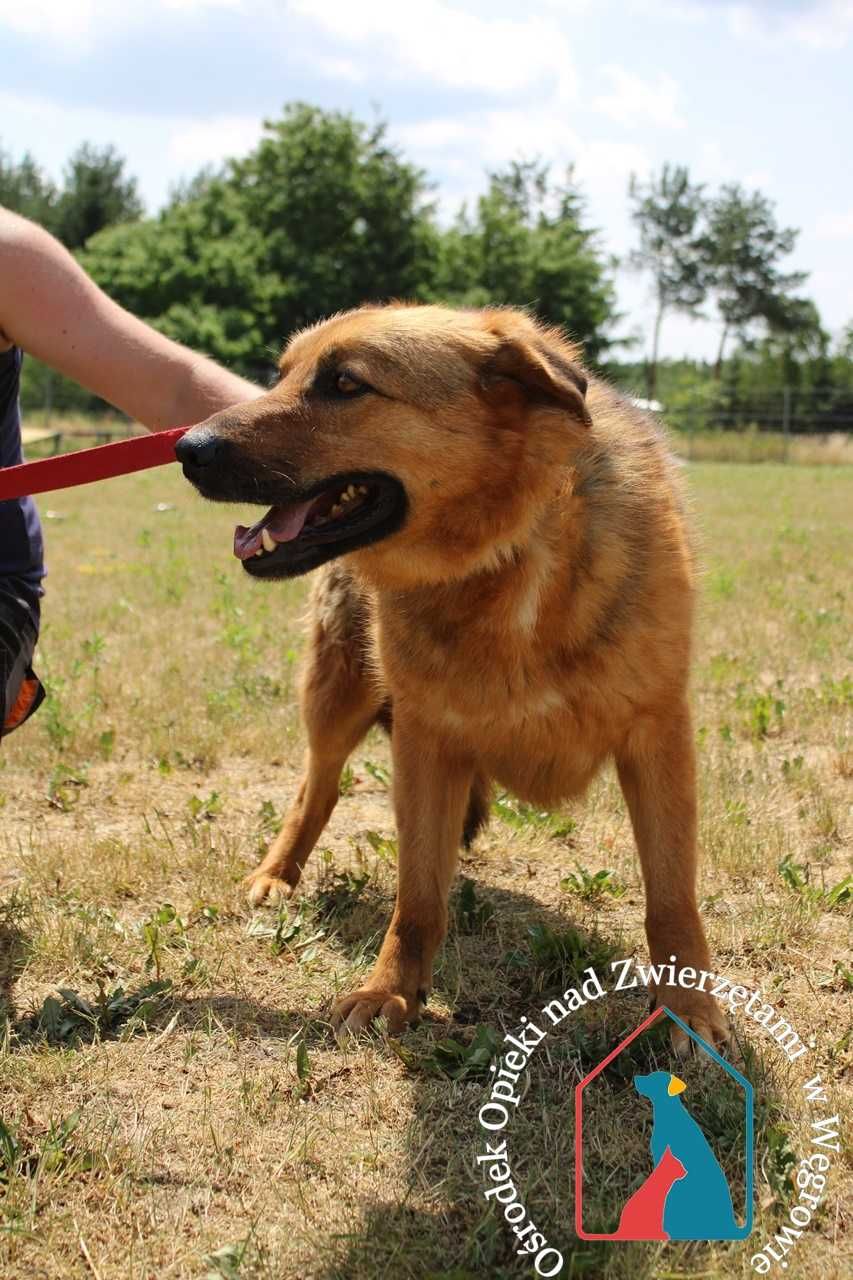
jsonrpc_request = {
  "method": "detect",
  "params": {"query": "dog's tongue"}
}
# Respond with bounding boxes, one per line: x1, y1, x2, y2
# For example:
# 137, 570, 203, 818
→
233, 501, 314, 560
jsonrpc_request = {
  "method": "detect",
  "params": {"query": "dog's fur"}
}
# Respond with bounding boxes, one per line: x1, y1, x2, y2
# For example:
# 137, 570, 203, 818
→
180, 304, 727, 1046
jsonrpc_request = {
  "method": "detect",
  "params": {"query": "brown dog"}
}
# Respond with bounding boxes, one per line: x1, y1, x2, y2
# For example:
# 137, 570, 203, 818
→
176, 303, 727, 1048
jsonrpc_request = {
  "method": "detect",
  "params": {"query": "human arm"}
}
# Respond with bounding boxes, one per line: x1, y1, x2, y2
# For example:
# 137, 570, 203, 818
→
0, 207, 263, 430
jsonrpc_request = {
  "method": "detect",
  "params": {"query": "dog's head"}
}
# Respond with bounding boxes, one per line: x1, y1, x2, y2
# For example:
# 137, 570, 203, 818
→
634, 1071, 688, 1103
177, 304, 592, 586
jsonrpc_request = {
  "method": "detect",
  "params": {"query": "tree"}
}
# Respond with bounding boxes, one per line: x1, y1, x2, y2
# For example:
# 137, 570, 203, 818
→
628, 164, 707, 400
0, 144, 57, 228
82, 114, 618, 373
53, 143, 144, 250
83, 104, 440, 374
435, 160, 618, 362
699, 184, 808, 378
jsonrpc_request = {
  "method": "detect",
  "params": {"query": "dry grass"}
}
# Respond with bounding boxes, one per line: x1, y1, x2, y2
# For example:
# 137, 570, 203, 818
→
671, 428, 853, 465
0, 461, 850, 1279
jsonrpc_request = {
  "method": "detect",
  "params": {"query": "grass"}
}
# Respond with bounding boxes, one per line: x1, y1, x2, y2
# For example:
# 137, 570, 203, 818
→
0, 460, 850, 1278
670, 428, 853, 465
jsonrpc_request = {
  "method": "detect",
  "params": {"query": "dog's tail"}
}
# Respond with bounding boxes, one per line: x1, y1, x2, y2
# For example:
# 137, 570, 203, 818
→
463, 774, 492, 849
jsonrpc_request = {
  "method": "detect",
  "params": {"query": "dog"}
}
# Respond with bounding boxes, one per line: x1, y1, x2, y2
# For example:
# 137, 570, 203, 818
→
176, 303, 727, 1047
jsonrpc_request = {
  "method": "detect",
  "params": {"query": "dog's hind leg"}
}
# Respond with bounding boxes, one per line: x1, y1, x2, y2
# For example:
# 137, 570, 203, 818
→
462, 773, 491, 849
246, 571, 383, 906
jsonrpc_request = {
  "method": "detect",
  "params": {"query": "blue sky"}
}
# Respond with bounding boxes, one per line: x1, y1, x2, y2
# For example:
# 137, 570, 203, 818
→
1, 0, 851, 360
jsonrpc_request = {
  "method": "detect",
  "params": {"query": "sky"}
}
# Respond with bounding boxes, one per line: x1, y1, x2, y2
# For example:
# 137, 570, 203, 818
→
1, 0, 852, 360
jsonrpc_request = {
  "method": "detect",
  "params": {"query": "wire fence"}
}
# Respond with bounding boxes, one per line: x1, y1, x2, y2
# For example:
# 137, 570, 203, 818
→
18, 362, 853, 465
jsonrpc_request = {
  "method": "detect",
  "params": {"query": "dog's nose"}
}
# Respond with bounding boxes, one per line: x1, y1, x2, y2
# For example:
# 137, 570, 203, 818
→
175, 428, 224, 468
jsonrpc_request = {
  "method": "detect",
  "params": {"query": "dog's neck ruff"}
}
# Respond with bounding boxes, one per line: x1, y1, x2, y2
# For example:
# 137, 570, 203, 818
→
0, 428, 189, 501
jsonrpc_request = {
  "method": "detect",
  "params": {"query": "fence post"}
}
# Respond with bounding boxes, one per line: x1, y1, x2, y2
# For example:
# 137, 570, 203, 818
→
782, 386, 791, 462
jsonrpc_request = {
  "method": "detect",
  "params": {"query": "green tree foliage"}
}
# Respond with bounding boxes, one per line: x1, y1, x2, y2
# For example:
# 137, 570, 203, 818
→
84, 134, 618, 375
0, 145, 57, 228
0, 140, 142, 249
53, 143, 144, 250
82, 104, 441, 375
699, 184, 808, 377
628, 164, 706, 398
436, 160, 617, 362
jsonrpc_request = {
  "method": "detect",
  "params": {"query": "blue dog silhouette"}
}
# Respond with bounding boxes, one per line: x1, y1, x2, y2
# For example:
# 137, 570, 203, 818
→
634, 1071, 739, 1240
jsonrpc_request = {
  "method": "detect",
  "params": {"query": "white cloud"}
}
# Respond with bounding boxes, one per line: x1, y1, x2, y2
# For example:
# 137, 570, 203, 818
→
742, 168, 773, 190
0, 87, 261, 209
395, 105, 649, 241
783, 0, 853, 50
726, 1, 853, 50
816, 209, 853, 238
0, 0, 100, 47
311, 55, 367, 85
288, 0, 579, 101
0, 0, 243, 51
592, 65, 685, 130
168, 115, 263, 170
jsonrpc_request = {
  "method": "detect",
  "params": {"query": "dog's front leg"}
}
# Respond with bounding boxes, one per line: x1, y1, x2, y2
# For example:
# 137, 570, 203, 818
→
616, 704, 730, 1052
332, 718, 473, 1035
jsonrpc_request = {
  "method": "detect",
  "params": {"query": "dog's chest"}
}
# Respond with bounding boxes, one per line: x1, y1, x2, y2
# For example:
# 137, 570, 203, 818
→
381, 624, 611, 803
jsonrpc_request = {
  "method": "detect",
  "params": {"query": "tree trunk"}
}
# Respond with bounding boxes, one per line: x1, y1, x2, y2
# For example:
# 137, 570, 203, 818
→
713, 324, 729, 381
648, 300, 665, 401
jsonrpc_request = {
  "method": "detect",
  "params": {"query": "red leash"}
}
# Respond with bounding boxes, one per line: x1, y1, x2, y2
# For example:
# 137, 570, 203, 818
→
0, 426, 189, 501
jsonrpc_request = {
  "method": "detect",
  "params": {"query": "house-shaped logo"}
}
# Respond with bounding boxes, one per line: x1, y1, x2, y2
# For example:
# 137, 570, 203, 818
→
574, 1006, 753, 1242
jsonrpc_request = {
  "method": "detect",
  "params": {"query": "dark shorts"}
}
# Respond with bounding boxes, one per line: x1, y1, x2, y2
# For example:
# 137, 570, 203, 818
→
0, 584, 44, 737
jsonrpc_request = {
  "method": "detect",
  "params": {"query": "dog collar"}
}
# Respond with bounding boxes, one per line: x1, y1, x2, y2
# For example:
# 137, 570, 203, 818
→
0, 426, 189, 501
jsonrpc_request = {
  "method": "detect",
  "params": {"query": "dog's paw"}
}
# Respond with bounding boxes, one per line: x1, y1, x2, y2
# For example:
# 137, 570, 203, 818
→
331, 985, 424, 1037
656, 989, 731, 1056
244, 870, 296, 907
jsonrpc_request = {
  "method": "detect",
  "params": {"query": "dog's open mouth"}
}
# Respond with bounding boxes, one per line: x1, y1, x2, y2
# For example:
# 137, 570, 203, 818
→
233, 472, 407, 578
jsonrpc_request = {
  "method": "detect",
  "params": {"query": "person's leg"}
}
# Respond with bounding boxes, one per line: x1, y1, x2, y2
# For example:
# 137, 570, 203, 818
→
0, 349, 46, 738
0, 586, 43, 738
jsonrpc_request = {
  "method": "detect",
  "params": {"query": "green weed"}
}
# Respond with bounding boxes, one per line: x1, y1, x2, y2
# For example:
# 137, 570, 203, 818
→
560, 864, 626, 902
363, 829, 397, 862
314, 868, 371, 919
492, 791, 576, 838
505, 924, 618, 989
20, 980, 172, 1047
453, 878, 496, 933
778, 857, 851, 908
364, 760, 391, 788
390, 1024, 499, 1081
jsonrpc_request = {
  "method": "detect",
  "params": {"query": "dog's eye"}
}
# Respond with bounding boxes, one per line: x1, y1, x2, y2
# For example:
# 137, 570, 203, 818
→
335, 371, 365, 395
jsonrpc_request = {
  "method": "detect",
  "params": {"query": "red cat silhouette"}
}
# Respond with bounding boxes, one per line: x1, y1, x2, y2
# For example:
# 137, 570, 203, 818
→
615, 1145, 687, 1240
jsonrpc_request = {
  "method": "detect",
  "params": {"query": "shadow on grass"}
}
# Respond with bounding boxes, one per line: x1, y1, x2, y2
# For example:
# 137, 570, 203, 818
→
0, 876, 789, 1280
0, 901, 30, 1025
306, 877, 786, 1280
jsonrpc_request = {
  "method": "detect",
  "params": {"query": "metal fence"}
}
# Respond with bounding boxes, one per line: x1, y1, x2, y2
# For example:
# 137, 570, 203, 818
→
19, 362, 853, 464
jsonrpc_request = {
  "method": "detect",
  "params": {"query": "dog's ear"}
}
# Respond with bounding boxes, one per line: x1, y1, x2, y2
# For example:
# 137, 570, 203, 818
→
482, 337, 592, 426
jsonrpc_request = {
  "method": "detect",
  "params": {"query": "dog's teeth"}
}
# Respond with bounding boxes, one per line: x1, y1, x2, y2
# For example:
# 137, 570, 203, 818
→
261, 528, 276, 554
346, 484, 357, 498
356, 485, 368, 496
255, 548, 263, 557
331, 504, 343, 517
340, 490, 352, 503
